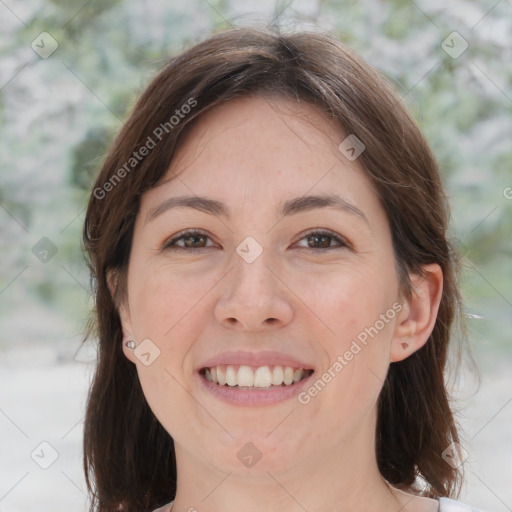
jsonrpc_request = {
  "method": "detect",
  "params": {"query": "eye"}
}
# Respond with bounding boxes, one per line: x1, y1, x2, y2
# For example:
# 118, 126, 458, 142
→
162, 228, 351, 253
294, 229, 351, 251
162, 229, 216, 252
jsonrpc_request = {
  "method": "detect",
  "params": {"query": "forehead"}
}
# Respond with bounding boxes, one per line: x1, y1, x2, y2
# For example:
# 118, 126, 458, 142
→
169, 95, 343, 180
142, 95, 380, 217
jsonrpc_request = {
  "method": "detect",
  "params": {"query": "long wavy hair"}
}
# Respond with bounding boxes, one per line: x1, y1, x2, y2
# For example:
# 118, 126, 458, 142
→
82, 27, 465, 511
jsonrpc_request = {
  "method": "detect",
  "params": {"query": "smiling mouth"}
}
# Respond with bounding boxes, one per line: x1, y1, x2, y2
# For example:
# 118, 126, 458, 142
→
200, 364, 314, 390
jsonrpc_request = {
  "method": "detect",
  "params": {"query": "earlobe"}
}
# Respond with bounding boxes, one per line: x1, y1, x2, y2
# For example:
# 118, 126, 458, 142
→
390, 263, 443, 363
119, 300, 137, 363
121, 325, 138, 364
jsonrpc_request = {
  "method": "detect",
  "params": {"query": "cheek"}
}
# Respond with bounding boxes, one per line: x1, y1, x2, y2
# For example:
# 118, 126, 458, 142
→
128, 261, 215, 341
292, 262, 395, 342
126, 264, 208, 431
135, 360, 195, 442
294, 264, 395, 414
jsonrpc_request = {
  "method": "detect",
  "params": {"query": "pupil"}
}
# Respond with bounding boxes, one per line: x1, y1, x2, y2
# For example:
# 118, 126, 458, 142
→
185, 234, 204, 247
309, 235, 330, 248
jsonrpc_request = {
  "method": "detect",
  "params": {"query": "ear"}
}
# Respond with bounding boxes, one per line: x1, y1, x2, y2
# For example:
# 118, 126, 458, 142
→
390, 263, 443, 363
107, 269, 138, 364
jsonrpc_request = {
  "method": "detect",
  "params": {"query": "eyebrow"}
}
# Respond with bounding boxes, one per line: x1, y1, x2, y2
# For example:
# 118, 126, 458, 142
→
146, 194, 369, 226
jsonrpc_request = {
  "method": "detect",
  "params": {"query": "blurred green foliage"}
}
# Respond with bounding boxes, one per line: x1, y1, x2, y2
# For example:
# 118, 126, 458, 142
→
0, 0, 510, 354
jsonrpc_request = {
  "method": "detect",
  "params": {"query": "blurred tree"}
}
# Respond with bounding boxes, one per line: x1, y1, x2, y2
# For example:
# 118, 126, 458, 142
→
0, 0, 510, 357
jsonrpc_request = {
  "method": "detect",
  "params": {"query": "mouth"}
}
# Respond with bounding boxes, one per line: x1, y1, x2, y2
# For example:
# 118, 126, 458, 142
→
196, 351, 316, 405
199, 364, 314, 390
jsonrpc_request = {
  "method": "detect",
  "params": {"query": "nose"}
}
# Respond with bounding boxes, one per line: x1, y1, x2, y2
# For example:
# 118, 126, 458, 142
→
214, 247, 294, 331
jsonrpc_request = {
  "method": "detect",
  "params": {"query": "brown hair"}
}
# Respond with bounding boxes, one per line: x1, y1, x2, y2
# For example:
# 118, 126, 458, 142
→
83, 27, 464, 511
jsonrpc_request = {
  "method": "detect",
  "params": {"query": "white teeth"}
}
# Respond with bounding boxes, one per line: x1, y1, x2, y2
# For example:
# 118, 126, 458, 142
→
226, 365, 237, 386
237, 365, 254, 386
204, 364, 311, 388
293, 369, 304, 383
272, 365, 284, 385
217, 367, 226, 386
254, 366, 272, 387
283, 366, 294, 385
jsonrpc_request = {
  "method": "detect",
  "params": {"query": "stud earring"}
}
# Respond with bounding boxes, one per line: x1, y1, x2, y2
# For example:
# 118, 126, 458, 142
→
125, 340, 137, 349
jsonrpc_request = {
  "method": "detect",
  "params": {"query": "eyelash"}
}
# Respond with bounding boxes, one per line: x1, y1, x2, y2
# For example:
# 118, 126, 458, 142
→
161, 228, 351, 253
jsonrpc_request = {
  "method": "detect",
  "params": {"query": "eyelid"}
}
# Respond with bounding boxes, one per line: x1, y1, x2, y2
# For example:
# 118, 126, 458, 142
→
292, 228, 352, 250
161, 228, 352, 252
161, 228, 215, 251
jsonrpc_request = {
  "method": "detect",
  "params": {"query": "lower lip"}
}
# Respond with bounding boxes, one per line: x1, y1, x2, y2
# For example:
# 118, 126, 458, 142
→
198, 371, 315, 406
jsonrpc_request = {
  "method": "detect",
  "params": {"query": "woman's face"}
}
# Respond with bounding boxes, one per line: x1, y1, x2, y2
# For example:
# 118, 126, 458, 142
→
120, 95, 406, 479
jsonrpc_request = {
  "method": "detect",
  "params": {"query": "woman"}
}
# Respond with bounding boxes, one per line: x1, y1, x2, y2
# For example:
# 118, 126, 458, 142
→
82, 27, 484, 512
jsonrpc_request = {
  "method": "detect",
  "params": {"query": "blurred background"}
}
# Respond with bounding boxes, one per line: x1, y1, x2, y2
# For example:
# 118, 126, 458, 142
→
0, 0, 510, 510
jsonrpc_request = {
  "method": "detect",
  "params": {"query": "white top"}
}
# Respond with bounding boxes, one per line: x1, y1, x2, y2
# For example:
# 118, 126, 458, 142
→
439, 498, 485, 511
153, 498, 485, 511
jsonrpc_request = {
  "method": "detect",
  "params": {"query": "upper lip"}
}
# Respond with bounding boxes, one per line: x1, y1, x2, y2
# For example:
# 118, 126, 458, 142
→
199, 350, 315, 371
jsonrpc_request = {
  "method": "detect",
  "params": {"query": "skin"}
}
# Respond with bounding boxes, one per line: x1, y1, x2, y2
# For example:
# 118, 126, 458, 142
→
116, 95, 443, 512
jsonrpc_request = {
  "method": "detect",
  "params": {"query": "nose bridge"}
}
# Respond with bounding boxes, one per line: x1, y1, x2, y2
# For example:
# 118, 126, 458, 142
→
231, 235, 277, 302
214, 235, 293, 329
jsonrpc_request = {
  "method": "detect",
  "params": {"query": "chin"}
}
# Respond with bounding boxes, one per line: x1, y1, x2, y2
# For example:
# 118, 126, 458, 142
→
205, 433, 306, 477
